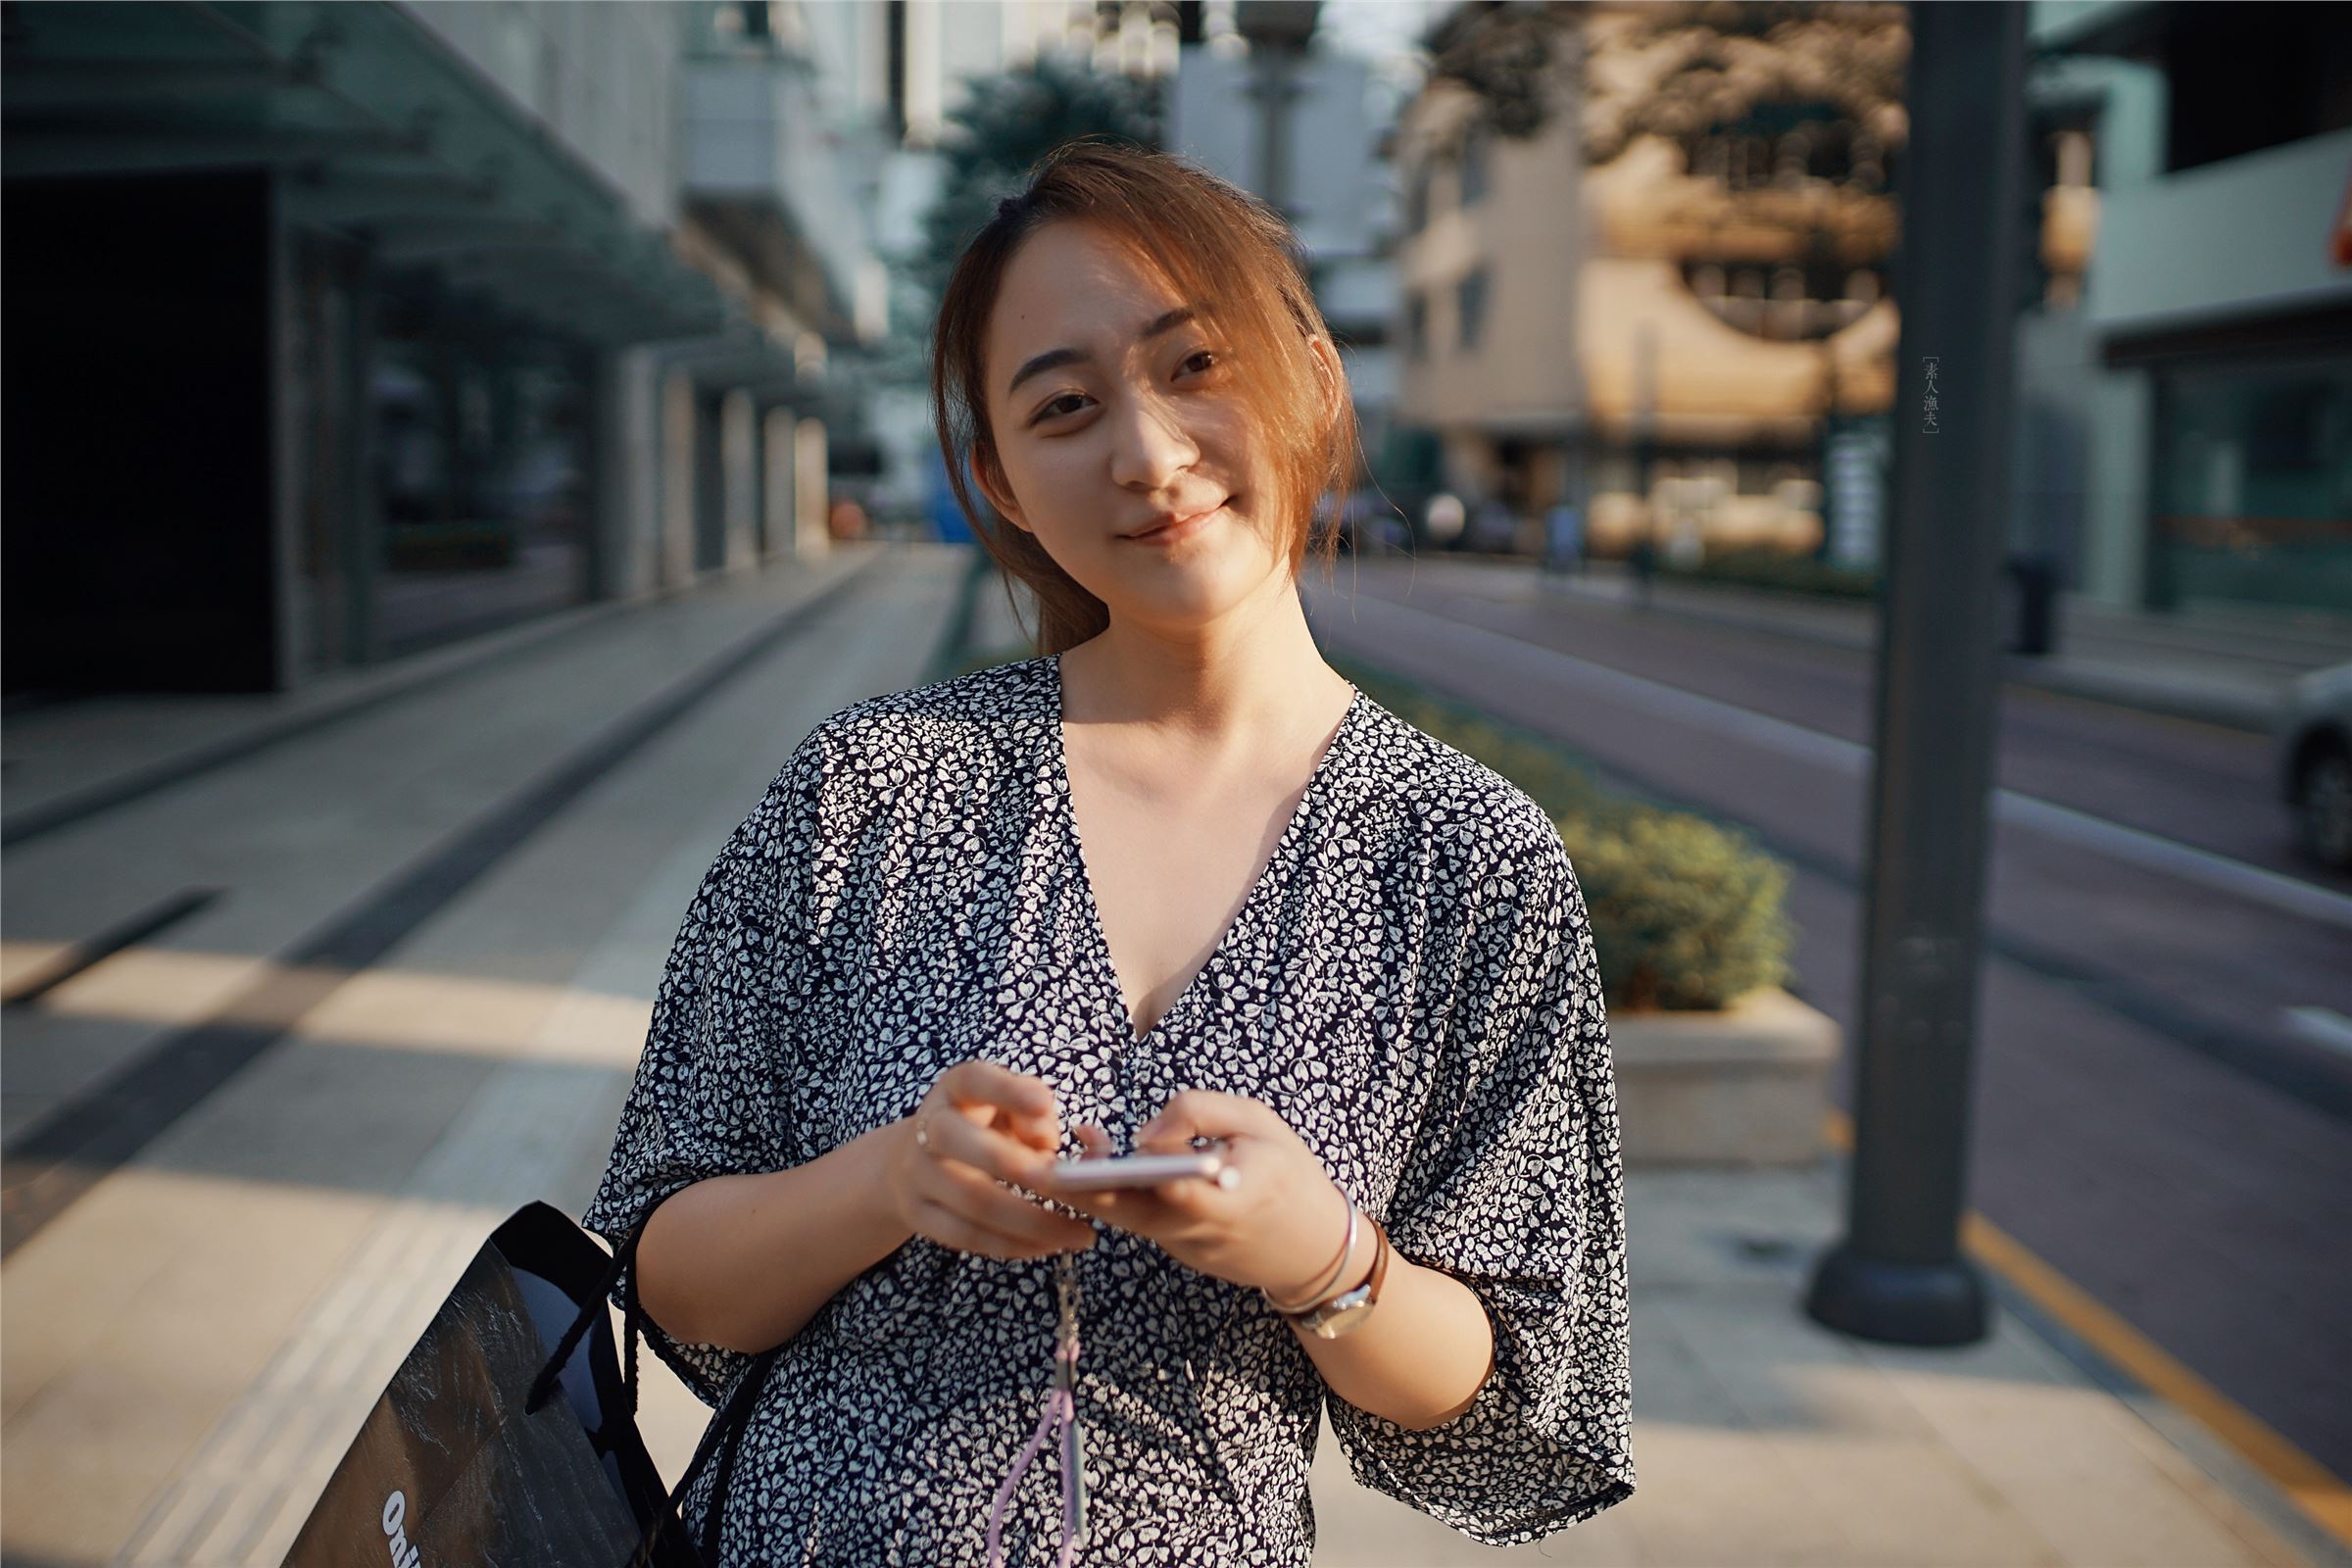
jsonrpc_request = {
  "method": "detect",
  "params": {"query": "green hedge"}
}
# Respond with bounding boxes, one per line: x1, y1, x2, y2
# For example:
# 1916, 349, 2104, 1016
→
1552, 806, 1793, 1010
1329, 658, 1795, 1013
947, 642, 1796, 1011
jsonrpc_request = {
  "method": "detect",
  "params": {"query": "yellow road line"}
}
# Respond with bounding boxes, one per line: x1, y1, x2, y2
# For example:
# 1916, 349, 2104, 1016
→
1820, 1106, 2352, 1551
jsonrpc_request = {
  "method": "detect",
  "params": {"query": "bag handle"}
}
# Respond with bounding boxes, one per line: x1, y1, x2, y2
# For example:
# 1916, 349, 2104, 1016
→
527, 1195, 785, 1567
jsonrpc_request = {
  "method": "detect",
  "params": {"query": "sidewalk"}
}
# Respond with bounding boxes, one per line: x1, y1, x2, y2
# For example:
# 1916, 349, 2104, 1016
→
2, 540, 2340, 1565
953, 557, 2348, 1565
1407, 554, 2352, 735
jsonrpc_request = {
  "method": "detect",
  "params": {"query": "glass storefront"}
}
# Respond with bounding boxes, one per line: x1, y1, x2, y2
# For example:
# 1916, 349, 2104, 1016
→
2149, 354, 2352, 618
290, 232, 367, 679
371, 269, 596, 659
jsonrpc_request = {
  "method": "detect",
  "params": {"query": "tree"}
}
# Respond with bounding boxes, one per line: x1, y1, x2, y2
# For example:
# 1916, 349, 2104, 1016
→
1419, 0, 1576, 148
1419, 0, 1906, 166
865, 52, 1162, 391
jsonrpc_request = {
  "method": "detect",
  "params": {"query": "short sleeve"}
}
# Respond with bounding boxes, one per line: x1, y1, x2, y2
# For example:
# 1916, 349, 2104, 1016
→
578, 727, 828, 1407
1324, 819, 1637, 1544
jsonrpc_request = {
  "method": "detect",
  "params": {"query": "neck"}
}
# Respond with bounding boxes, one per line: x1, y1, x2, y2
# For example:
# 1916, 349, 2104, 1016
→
1061, 581, 1347, 754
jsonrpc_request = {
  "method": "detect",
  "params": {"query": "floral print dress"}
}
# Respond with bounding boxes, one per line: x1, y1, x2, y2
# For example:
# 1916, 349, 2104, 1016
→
582, 653, 1636, 1565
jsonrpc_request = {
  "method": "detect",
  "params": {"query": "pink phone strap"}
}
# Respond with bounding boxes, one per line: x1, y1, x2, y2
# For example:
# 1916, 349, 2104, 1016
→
983, 1319, 1082, 1566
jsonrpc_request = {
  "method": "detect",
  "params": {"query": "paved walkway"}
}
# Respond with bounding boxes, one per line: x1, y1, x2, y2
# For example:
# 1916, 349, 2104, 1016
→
2, 540, 2342, 1565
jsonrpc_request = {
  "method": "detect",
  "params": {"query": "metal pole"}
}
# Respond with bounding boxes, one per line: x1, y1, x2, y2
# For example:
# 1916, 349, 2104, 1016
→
1247, 49, 1305, 226
1633, 318, 1658, 605
1802, 0, 2028, 1347
1235, 0, 1319, 227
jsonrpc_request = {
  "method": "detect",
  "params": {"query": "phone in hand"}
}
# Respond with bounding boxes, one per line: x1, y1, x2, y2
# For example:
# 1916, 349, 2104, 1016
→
1041, 1150, 1239, 1192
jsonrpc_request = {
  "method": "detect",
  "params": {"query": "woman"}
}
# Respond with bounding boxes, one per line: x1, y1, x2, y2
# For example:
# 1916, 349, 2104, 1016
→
583, 140, 1635, 1565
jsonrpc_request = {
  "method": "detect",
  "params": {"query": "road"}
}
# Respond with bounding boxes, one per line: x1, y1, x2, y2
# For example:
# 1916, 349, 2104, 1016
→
1302, 554, 2352, 1488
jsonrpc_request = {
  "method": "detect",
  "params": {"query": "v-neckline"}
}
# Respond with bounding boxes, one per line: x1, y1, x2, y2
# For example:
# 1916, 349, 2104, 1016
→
1050, 652, 1363, 1049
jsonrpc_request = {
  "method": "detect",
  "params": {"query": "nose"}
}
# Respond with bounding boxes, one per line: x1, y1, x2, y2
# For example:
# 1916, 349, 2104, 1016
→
1104, 387, 1200, 495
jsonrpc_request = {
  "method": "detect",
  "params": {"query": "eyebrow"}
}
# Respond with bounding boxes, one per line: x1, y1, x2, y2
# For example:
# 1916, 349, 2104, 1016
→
1005, 306, 1199, 400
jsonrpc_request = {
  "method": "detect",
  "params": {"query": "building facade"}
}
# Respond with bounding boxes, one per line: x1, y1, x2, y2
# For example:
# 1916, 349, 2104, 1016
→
2027, 0, 2352, 618
2, 0, 886, 696
853, 0, 1198, 533
1384, 0, 2351, 621
1170, 3, 1401, 502
1386, 0, 1909, 563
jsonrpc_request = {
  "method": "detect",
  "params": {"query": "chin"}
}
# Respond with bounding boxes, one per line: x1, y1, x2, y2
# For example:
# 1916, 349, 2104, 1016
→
1118, 544, 1291, 613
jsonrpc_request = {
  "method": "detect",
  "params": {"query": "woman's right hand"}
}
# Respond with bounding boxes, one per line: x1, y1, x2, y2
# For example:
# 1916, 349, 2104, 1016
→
887, 1059, 1099, 1261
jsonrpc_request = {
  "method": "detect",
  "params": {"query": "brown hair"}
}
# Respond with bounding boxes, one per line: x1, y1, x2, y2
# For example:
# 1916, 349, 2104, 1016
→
929, 137, 1362, 656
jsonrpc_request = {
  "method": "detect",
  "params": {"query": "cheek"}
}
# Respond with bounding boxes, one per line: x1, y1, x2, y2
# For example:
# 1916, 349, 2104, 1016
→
1004, 444, 1092, 511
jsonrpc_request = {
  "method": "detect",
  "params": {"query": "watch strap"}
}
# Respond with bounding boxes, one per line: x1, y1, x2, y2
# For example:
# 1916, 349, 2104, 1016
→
1283, 1215, 1390, 1338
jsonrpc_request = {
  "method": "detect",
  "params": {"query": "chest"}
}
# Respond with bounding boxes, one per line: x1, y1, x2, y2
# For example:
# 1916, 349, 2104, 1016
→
1064, 755, 1304, 1041
799, 697, 1449, 1172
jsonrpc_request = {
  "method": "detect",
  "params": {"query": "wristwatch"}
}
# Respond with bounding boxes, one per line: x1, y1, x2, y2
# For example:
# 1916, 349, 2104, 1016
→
1276, 1215, 1391, 1340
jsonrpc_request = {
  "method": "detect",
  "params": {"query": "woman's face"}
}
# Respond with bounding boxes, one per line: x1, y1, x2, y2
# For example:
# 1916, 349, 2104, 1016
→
972, 219, 1320, 631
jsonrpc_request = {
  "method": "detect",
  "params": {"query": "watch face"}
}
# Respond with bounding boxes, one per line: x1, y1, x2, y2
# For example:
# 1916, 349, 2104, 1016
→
1310, 1225, 1388, 1337
1309, 1288, 1374, 1338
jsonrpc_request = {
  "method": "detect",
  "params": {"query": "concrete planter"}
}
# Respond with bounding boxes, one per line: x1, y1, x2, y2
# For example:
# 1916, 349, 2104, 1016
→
1608, 986, 1840, 1167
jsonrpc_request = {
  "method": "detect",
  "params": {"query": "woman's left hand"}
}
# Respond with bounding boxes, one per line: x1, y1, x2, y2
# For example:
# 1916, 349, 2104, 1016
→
1037, 1091, 1353, 1304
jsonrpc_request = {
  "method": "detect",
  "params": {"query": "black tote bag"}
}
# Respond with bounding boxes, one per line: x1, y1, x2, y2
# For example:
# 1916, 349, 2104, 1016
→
282, 1198, 780, 1568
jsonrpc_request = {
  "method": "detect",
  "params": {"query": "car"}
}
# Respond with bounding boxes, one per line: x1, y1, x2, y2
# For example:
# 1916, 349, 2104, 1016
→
2274, 660, 2352, 873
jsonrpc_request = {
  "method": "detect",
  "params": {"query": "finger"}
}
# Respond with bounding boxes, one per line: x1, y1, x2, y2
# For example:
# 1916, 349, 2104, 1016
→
936, 1075, 1059, 1156
1126, 1122, 1243, 1212
928, 1097, 1060, 1189
1047, 1125, 1121, 1215
934, 1161, 1097, 1250
1035, 1122, 1152, 1190
1058, 1124, 1203, 1230
917, 1162, 1090, 1254
944, 1059, 1060, 1136
909, 1194, 1079, 1261
1136, 1090, 1258, 1151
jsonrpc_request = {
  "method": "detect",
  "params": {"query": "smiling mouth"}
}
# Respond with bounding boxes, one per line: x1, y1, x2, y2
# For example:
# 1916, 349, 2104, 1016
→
1127, 498, 1230, 540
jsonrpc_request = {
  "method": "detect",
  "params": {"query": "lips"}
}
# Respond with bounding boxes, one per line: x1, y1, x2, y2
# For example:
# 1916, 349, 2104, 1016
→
1126, 498, 1229, 541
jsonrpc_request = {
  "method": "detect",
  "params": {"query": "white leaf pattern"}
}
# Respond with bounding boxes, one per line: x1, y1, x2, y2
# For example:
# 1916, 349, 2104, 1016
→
581, 654, 1635, 1564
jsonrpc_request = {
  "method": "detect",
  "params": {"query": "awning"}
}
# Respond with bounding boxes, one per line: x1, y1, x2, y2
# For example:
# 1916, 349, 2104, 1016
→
2030, 0, 2169, 60
2, 0, 736, 349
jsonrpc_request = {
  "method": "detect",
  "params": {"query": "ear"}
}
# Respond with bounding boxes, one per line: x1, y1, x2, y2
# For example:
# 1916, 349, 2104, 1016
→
967, 446, 1029, 533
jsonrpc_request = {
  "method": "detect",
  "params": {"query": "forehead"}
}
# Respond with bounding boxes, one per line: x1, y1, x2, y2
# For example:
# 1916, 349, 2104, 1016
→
987, 221, 1185, 371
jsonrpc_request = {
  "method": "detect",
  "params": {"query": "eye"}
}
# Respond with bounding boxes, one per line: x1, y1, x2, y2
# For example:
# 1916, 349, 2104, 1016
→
1030, 350, 1225, 426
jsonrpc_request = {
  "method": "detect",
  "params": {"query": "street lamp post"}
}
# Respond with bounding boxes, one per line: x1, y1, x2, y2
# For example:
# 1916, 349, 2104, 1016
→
1233, 2, 1320, 224
1632, 318, 1659, 605
1801, 0, 2029, 1348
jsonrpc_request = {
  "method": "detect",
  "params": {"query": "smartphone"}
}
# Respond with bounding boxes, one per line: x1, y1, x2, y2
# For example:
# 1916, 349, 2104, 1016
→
1042, 1151, 1239, 1192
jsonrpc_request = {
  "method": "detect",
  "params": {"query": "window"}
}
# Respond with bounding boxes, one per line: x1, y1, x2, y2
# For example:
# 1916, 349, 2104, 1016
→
1456, 268, 1489, 352
1406, 290, 1428, 360
2149, 359, 2352, 616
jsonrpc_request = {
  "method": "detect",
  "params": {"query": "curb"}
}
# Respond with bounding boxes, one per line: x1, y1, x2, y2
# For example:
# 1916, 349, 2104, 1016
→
2, 549, 886, 849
